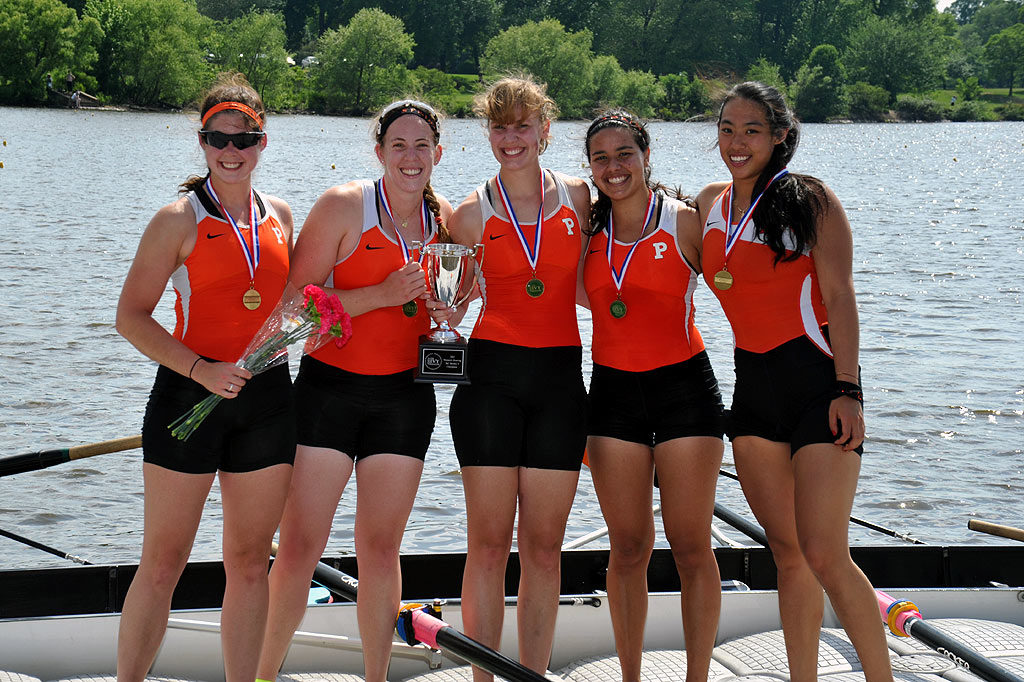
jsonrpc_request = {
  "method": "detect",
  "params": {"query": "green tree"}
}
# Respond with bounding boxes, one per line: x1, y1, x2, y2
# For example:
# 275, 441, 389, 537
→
784, 0, 870, 77
197, 0, 284, 21
956, 74, 982, 99
846, 80, 890, 120
378, 0, 499, 72
657, 72, 710, 119
85, 0, 211, 106
619, 69, 662, 118
480, 19, 594, 117
313, 7, 414, 114
947, 0, 984, 25
0, 0, 102, 103
791, 44, 847, 121
410, 66, 463, 114
843, 14, 945, 101
215, 11, 290, 107
745, 57, 787, 93
984, 23, 1024, 95
587, 54, 626, 114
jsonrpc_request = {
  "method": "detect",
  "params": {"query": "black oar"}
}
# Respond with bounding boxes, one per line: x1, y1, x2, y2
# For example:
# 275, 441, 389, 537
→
0, 435, 142, 478
0, 527, 91, 564
717, 468, 924, 544
274, 545, 550, 681
968, 519, 1024, 543
878, 591, 1024, 682
713, 502, 769, 546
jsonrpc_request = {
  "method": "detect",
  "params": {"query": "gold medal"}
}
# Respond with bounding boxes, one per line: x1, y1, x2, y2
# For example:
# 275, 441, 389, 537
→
242, 286, 262, 310
713, 270, 734, 291
526, 277, 545, 298
402, 300, 419, 317
610, 299, 627, 319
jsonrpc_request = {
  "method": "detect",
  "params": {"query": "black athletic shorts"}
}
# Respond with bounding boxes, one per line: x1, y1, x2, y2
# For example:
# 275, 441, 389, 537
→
450, 339, 587, 471
293, 355, 435, 462
588, 351, 725, 447
142, 361, 296, 474
729, 334, 864, 456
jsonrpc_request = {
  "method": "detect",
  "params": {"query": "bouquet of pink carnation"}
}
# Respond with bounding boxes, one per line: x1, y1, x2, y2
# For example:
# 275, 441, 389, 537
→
169, 284, 352, 441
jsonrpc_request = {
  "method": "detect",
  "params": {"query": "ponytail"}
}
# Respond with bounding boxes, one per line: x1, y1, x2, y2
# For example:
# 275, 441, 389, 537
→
422, 182, 451, 243
179, 172, 210, 196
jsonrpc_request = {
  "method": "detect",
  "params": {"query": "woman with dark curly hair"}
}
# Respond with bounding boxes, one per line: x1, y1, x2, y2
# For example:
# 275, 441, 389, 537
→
583, 110, 725, 682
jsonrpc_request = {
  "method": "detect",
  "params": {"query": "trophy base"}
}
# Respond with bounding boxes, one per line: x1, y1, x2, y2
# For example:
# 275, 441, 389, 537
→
414, 335, 470, 384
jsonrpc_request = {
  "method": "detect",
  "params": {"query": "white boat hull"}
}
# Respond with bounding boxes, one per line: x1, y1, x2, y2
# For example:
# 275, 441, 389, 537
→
3, 587, 1024, 681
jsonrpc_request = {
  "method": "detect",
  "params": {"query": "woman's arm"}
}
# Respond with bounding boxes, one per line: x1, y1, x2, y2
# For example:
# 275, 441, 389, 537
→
564, 175, 593, 309
115, 199, 250, 397
290, 182, 428, 318
812, 184, 864, 451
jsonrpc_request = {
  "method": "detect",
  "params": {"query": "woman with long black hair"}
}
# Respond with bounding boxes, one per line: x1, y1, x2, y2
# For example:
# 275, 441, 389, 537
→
697, 82, 894, 682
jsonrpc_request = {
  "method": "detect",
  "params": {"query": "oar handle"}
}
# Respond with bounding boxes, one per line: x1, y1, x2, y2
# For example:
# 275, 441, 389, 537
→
0, 435, 142, 478
968, 519, 1024, 543
69, 435, 142, 460
415, 610, 550, 682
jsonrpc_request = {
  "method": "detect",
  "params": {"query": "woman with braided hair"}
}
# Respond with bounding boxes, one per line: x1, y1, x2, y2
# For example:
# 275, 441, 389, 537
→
257, 99, 453, 682
696, 82, 893, 682
582, 110, 725, 682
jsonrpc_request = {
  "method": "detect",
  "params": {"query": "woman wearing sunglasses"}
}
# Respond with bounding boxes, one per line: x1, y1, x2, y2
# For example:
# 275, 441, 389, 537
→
115, 72, 295, 682
256, 99, 453, 682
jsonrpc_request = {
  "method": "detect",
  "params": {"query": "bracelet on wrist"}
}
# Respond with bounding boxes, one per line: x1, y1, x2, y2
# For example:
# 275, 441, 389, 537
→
188, 357, 202, 379
833, 380, 863, 404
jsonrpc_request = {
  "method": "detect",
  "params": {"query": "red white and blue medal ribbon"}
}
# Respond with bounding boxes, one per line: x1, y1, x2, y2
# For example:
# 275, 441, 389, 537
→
714, 168, 789, 291
205, 178, 261, 309
495, 170, 546, 297
377, 177, 428, 316
377, 177, 429, 264
606, 191, 656, 318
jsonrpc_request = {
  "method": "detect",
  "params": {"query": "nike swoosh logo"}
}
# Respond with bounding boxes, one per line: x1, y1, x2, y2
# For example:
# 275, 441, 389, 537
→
488, 234, 505, 240
588, 249, 601, 254
206, 233, 225, 239
365, 245, 385, 250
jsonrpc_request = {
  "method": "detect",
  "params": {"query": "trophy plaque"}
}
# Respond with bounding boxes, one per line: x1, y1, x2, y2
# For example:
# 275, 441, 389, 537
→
414, 242, 482, 384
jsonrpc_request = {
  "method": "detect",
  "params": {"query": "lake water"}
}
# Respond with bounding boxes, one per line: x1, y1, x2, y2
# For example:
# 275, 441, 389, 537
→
0, 107, 1021, 570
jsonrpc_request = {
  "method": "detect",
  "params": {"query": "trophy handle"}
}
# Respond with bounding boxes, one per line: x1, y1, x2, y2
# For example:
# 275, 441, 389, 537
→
449, 243, 484, 311
411, 241, 424, 264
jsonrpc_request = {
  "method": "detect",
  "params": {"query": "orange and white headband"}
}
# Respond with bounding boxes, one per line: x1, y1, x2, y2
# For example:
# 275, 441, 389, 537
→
201, 101, 264, 129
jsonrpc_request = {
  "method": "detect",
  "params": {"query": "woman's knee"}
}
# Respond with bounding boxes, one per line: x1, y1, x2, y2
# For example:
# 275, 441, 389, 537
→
609, 530, 655, 570
799, 537, 852, 587
136, 549, 190, 593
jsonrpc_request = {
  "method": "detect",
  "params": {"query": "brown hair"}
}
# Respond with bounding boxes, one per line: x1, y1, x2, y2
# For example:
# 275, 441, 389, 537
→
473, 75, 557, 153
179, 72, 266, 195
373, 98, 450, 243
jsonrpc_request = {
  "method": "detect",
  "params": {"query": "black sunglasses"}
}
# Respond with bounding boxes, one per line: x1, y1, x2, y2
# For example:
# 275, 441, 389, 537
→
199, 129, 265, 150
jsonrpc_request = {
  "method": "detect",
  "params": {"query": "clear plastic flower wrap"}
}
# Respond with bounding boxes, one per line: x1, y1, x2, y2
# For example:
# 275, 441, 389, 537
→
169, 284, 352, 441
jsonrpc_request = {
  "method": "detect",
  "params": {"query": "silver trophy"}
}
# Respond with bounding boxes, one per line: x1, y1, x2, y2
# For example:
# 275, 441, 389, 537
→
415, 242, 482, 383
